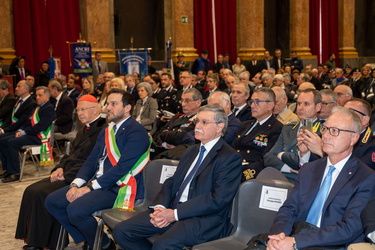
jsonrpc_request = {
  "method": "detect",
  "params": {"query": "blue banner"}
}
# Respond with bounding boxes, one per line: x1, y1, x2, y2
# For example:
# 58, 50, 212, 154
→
118, 50, 148, 79
72, 43, 92, 74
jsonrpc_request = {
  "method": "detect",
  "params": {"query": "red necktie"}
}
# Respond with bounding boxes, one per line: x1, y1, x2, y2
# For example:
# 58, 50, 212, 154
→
20, 68, 25, 80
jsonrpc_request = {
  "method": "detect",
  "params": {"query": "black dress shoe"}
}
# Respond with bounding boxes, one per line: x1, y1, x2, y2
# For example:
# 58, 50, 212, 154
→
23, 245, 43, 250
2, 174, 20, 183
0, 171, 9, 179
102, 239, 116, 250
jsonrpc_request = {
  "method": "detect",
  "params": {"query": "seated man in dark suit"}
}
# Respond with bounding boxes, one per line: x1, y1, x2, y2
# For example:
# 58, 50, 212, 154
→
125, 74, 140, 102
264, 88, 323, 182
253, 107, 375, 249
63, 78, 80, 107
231, 82, 252, 122
48, 79, 74, 134
232, 87, 283, 181
113, 104, 242, 249
0, 79, 16, 127
152, 88, 202, 158
0, 80, 37, 136
160, 91, 241, 160
15, 95, 107, 250
0, 86, 56, 182
45, 89, 150, 250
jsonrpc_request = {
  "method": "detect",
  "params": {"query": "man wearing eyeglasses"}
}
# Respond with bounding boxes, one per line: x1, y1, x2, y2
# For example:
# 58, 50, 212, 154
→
232, 88, 283, 181
318, 89, 338, 122
258, 107, 375, 250
301, 98, 375, 170
264, 88, 322, 182
113, 104, 242, 249
152, 88, 202, 159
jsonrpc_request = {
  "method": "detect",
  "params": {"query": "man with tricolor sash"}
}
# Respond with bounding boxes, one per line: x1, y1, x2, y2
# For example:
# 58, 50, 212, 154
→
0, 86, 55, 183
45, 89, 150, 250
0, 80, 37, 136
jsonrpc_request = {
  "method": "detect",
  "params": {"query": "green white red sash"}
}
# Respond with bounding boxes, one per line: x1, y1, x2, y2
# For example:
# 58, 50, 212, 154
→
105, 123, 151, 211
31, 107, 54, 166
11, 100, 21, 124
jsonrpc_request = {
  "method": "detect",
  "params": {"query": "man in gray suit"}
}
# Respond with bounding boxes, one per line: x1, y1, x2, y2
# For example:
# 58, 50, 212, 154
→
92, 52, 108, 82
264, 88, 323, 182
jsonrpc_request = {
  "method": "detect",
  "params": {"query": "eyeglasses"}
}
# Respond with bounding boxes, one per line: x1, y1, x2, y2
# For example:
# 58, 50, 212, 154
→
349, 108, 367, 116
321, 102, 335, 107
194, 119, 218, 126
76, 107, 96, 112
249, 99, 271, 106
320, 125, 356, 137
179, 98, 195, 104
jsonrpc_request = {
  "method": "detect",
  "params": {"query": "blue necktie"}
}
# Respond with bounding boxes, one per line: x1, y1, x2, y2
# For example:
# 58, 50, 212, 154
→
306, 165, 336, 226
172, 146, 206, 208
113, 124, 117, 133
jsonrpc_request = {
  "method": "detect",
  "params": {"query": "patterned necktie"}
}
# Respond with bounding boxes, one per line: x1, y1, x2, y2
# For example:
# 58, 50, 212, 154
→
172, 146, 206, 208
306, 165, 336, 226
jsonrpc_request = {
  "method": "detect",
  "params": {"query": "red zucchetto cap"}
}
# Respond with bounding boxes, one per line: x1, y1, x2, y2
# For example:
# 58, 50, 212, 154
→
78, 95, 98, 103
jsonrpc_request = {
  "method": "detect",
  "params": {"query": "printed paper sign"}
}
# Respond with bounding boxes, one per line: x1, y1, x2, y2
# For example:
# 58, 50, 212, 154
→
259, 185, 288, 212
159, 165, 177, 184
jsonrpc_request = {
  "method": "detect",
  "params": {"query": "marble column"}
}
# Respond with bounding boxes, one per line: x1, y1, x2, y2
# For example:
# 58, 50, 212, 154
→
338, 0, 358, 58
80, 0, 116, 62
289, 0, 315, 59
237, 0, 266, 60
167, 0, 198, 61
0, 0, 15, 64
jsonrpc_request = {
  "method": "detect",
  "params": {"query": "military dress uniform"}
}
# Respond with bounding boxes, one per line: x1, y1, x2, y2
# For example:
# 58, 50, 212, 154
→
232, 115, 283, 181
158, 86, 178, 114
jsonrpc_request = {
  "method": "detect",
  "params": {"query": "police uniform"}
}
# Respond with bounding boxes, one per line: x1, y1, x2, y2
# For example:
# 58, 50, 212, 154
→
232, 115, 283, 181
353, 127, 375, 170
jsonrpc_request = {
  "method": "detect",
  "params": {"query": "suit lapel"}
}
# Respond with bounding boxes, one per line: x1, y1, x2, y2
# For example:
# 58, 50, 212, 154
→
303, 158, 327, 212
322, 157, 358, 212
194, 138, 223, 177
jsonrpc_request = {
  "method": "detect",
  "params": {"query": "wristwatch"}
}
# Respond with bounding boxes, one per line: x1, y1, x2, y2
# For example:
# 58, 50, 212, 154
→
292, 237, 298, 250
86, 182, 94, 191
69, 183, 78, 189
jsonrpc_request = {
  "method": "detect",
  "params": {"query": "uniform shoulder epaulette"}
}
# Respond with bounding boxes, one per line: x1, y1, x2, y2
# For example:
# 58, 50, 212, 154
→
285, 121, 299, 127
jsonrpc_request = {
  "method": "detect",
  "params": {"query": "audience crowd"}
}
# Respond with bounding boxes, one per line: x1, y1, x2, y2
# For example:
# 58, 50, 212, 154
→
0, 49, 375, 249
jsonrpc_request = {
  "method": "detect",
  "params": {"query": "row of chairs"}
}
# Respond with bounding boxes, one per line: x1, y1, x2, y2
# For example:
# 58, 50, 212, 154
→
55, 160, 293, 250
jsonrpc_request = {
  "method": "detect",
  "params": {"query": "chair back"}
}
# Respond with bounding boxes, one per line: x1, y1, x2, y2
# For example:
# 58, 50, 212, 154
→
101, 159, 179, 230
193, 179, 294, 250
257, 167, 290, 182
231, 179, 294, 243
140, 159, 179, 209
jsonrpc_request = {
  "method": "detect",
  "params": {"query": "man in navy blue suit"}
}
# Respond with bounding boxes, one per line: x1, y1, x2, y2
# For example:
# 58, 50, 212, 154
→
45, 89, 149, 250
113, 104, 242, 249
263, 107, 375, 249
0, 86, 56, 182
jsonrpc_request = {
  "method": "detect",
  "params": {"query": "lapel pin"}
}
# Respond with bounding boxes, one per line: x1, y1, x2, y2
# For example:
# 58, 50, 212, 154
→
349, 172, 352, 175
